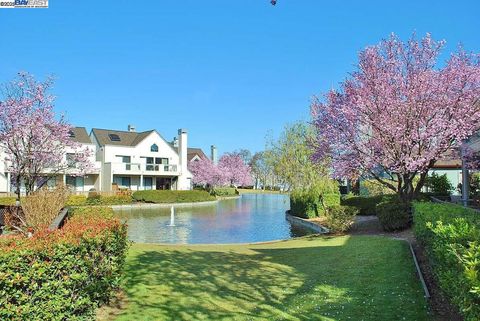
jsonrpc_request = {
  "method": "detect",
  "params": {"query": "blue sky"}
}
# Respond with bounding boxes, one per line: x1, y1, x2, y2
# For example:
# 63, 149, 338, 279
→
0, 0, 479, 156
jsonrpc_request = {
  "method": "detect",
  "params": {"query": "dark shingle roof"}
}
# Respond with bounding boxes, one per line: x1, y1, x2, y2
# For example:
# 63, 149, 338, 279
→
91, 128, 155, 146
187, 147, 208, 161
70, 127, 92, 144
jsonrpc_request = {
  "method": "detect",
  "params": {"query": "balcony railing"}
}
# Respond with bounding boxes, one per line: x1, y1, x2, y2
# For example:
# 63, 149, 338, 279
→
144, 164, 178, 173
111, 162, 141, 173
110, 162, 178, 174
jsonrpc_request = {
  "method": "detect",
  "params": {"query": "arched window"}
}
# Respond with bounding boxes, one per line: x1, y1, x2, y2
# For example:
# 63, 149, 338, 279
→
151, 143, 158, 152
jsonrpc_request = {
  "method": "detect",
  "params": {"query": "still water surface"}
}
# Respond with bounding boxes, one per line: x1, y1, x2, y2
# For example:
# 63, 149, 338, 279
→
115, 194, 312, 244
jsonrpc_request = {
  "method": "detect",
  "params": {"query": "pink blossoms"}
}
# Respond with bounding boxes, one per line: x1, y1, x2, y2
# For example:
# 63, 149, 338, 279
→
311, 33, 480, 201
189, 152, 252, 188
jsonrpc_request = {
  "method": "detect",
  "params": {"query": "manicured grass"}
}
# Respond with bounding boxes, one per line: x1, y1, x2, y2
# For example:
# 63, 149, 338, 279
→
104, 236, 430, 321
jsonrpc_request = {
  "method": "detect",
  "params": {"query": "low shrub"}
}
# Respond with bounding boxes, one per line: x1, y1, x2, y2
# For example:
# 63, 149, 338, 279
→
325, 205, 358, 232
5, 187, 69, 235
376, 199, 411, 231
21, 187, 69, 233
0, 209, 129, 320
132, 190, 216, 203
341, 194, 395, 215
212, 187, 239, 197
65, 195, 88, 206
0, 197, 16, 206
290, 190, 340, 219
321, 193, 340, 210
69, 206, 115, 219
86, 194, 132, 205
413, 202, 480, 321
290, 190, 319, 219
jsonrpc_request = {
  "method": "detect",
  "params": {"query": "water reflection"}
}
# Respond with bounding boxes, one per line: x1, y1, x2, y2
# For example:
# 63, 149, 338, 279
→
115, 194, 312, 244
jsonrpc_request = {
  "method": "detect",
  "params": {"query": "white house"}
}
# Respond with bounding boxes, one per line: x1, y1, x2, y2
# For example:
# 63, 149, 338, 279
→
0, 127, 101, 194
90, 126, 192, 192
0, 126, 196, 194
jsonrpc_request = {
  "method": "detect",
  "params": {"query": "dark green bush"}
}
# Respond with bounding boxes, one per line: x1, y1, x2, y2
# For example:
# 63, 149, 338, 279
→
424, 172, 453, 196
290, 190, 319, 219
376, 199, 411, 231
0, 209, 128, 320
289, 190, 340, 219
325, 205, 359, 232
413, 202, 480, 321
132, 190, 216, 203
212, 187, 239, 197
341, 194, 395, 215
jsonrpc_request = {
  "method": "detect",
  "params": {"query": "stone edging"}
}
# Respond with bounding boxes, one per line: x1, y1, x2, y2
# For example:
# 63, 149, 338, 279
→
285, 212, 329, 234
111, 200, 219, 210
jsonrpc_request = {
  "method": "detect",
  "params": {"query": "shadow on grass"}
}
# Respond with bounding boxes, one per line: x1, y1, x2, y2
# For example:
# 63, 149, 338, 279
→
113, 236, 429, 321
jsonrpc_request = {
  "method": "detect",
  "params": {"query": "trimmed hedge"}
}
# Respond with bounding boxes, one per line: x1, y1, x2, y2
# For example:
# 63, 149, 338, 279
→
0, 197, 16, 206
290, 190, 340, 219
86, 194, 133, 206
376, 199, 411, 231
413, 202, 480, 321
211, 187, 239, 197
69, 206, 115, 219
132, 190, 216, 203
341, 195, 395, 215
0, 208, 128, 320
65, 195, 88, 206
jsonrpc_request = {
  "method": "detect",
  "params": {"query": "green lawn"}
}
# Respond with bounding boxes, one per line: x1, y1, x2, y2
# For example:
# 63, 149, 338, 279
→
106, 236, 430, 321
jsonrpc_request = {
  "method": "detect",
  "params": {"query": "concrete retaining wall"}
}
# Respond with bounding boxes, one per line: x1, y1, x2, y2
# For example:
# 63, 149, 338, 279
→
285, 212, 329, 234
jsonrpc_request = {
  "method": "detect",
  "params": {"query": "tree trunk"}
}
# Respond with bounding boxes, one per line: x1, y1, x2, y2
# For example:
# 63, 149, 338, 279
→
15, 175, 21, 203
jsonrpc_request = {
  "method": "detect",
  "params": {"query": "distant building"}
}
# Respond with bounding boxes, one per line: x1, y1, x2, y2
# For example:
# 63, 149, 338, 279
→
90, 126, 192, 191
187, 148, 208, 162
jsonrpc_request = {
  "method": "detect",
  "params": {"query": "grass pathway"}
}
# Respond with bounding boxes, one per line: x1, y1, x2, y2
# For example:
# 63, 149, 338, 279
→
100, 235, 430, 321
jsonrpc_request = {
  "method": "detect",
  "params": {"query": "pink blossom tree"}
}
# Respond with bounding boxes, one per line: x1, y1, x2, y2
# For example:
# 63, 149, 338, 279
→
219, 153, 253, 187
311, 34, 480, 202
188, 152, 253, 189
188, 158, 227, 188
0, 72, 93, 201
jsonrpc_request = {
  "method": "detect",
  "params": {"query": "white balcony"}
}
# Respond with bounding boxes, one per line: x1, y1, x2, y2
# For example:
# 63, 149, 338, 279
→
109, 162, 179, 175
110, 162, 142, 174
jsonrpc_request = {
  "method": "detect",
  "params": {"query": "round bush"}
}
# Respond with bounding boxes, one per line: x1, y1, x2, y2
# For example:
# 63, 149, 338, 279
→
325, 205, 359, 232
376, 199, 411, 231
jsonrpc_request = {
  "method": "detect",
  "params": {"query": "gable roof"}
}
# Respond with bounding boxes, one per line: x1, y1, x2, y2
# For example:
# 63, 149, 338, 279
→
70, 127, 92, 144
187, 147, 208, 161
91, 128, 155, 147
